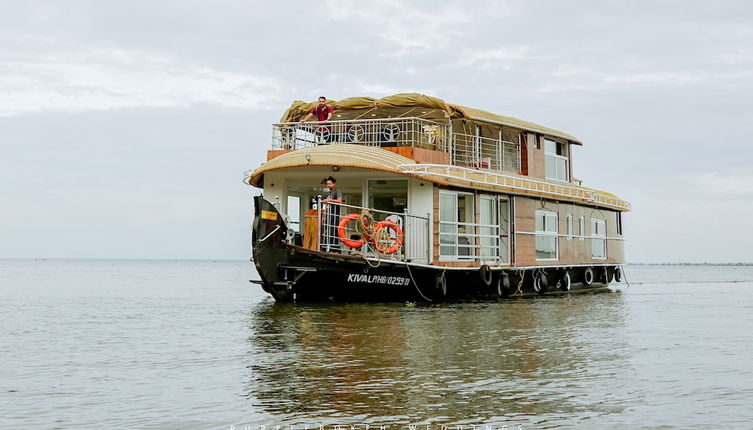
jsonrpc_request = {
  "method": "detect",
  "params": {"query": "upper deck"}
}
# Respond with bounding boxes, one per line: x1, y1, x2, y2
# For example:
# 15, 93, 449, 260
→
272, 116, 521, 173
252, 93, 630, 212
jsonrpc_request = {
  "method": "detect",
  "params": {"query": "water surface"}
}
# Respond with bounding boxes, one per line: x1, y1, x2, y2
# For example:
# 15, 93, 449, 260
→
1, 260, 752, 429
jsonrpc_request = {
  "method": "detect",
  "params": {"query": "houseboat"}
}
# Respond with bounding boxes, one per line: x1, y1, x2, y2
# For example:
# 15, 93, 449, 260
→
244, 93, 629, 302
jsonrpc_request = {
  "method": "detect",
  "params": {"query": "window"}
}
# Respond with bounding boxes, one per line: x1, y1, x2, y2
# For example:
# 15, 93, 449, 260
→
578, 216, 585, 241
368, 179, 408, 213
479, 195, 499, 262
535, 210, 558, 260
591, 218, 606, 259
616, 212, 623, 235
566, 214, 573, 240
439, 191, 474, 260
544, 138, 569, 182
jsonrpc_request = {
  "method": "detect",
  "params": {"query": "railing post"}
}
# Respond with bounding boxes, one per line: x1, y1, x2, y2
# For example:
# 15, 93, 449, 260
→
448, 122, 454, 164
427, 211, 433, 265
496, 130, 502, 171
316, 195, 322, 252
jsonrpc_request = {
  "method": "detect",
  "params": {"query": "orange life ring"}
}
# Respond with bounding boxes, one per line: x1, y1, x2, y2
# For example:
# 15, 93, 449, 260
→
337, 213, 367, 248
372, 220, 404, 254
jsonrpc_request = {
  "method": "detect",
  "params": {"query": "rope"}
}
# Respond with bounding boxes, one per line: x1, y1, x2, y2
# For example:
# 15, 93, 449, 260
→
620, 265, 631, 287
372, 226, 391, 253
356, 209, 375, 238
351, 249, 381, 268
515, 270, 525, 295
405, 261, 433, 302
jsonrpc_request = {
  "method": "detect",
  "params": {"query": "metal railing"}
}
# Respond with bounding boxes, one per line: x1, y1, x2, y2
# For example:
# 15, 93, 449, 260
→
398, 163, 632, 211
310, 199, 431, 263
271, 118, 524, 175
451, 133, 520, 173
439, 220, 507, 263
272, 117, 449, 151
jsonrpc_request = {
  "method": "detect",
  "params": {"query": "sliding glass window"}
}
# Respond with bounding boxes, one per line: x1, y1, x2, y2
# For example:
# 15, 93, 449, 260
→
535, 210, 558, 260
591, 218, 607, 259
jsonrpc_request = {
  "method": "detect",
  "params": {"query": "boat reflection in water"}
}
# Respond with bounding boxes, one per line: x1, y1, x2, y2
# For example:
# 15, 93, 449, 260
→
245, 291, 631, 427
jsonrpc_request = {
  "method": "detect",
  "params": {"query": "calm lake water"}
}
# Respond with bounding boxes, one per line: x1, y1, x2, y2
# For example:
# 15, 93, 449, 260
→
1, 260, 752, 429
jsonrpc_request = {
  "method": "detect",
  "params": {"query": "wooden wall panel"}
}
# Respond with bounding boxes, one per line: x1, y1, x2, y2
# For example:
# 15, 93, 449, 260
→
513, 197, 627, 266
532, 135, 545, 180
384, 147, 450, 164
520, 132, 529, 176
526, 133, 536, 178
267, 149, 294, 161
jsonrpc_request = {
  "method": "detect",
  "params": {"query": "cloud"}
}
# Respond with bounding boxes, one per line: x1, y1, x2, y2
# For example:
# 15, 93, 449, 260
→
603, 72, 703, 85
348, 79, 436, 98
457, 46, 535, 68
0, 46, 283, 116
323, 0, 471, 57
538, 66, 705, 93
692, 172, 753, 196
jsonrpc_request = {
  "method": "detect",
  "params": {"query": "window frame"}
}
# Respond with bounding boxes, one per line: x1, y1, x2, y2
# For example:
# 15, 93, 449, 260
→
438, 190, 475, 262
591, 218, 607, 260
478, 194, 501, 264
535, 209, 559, 261
616, 212, 623, 235
544, 138, 569, 182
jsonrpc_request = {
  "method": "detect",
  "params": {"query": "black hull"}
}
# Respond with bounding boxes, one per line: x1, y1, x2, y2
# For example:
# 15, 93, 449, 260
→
252, 197, 620, 303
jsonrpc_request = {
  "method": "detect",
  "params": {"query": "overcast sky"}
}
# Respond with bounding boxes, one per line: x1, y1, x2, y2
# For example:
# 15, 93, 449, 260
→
1, 0, 752, 262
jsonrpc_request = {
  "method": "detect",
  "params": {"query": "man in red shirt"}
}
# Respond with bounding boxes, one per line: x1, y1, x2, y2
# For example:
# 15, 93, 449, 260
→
301, 96, 334, 143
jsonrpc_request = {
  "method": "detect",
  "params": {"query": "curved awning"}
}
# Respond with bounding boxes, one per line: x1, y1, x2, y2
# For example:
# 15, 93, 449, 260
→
245, 144, 417, 187
244, 145, 629, 211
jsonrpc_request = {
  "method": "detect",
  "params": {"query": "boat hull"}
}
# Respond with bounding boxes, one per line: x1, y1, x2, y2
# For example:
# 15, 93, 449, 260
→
252, 197, 619, 302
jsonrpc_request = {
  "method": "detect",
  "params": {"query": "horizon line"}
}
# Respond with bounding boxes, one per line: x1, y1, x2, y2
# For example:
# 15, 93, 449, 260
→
1, 258, 752, 266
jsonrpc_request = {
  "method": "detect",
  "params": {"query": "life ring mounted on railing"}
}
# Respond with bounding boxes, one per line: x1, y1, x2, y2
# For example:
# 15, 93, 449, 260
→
372, 220, 404, 255
337, 214, 405, 254
337, 213, 367, 249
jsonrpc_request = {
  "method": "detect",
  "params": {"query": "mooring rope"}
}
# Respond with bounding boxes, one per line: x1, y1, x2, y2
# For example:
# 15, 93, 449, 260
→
405, 261, 433, 302
515, 270, 525, 296
621, 265, 631, 287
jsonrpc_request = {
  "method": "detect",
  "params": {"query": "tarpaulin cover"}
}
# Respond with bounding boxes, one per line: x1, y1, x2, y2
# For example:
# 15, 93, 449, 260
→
279, 93, 582, 145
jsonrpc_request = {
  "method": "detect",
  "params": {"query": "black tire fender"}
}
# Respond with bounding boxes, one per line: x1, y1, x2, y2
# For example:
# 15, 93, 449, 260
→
584, 267, 594, 287
497, 273, 511, 298
534, 271, 549, 294
614, 266, 623, 283
480, 265, 493, 287
435, 271, 447, 298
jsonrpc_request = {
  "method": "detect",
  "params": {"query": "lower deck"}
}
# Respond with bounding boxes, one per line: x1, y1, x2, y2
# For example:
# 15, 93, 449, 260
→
251, 196, 624, 302
261, 167, 625, 270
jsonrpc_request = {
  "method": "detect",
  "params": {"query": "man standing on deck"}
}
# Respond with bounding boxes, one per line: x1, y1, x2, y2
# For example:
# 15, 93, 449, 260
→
321, 176, 343, 253
301, 96, 334, 143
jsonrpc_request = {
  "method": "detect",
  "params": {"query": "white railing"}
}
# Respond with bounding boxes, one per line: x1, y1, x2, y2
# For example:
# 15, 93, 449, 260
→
272, 118, 449, 150
399, 163, 631, 211
272, 119, 526, 176
311, 199, 431, 263
439, 220, 505, 263
451, 133, 520, 173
